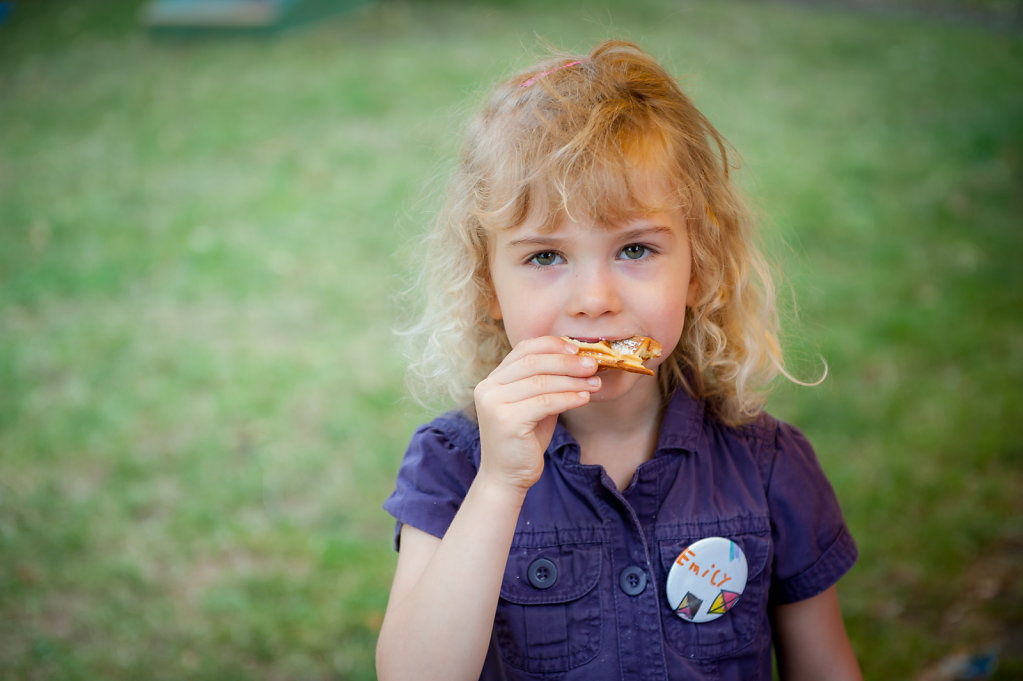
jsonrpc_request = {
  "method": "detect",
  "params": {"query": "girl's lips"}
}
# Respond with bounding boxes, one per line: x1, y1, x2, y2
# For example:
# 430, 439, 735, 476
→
566, 336, 630, 343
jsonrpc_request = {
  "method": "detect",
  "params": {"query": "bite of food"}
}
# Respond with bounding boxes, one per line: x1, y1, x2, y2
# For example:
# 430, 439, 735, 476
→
562, 336, 662, 376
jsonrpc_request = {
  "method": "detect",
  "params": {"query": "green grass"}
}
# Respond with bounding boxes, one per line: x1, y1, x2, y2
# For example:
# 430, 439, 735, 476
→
2, 1, 1021, 679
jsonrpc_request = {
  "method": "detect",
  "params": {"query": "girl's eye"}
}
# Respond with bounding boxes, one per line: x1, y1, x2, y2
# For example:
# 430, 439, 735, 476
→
620, 244, 650, 260
529, 251, 563, 267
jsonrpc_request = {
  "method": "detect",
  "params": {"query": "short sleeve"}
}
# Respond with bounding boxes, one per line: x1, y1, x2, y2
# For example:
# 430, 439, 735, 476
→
382, 416, 480, 551
764, 421, 858, 604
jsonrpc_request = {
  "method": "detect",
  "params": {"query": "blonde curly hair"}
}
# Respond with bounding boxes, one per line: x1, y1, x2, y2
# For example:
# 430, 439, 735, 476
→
404, 40, 796, 427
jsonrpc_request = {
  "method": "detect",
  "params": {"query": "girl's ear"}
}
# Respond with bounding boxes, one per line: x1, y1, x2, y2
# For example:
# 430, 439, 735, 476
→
488, 292, 503, 321
687, 270, 700, 304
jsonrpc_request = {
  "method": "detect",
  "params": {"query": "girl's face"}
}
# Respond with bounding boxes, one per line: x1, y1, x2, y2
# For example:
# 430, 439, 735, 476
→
487, 171, 697, 402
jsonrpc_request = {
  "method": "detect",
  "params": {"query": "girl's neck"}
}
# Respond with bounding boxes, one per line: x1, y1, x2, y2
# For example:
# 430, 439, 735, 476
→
559, 377, 665, 489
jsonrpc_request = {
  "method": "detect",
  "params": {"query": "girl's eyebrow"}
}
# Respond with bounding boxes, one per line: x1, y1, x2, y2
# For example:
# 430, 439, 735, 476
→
504, 223, 675, 250
618, 224, 675, 241
505, 234, 565, 249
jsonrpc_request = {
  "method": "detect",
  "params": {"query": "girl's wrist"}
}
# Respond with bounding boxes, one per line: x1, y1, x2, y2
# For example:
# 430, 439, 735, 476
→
471, 469, 531, 511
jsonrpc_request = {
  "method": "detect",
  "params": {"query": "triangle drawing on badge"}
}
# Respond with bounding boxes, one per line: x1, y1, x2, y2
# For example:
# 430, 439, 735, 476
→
675, 592, 703, 620
709, 590, 741, 615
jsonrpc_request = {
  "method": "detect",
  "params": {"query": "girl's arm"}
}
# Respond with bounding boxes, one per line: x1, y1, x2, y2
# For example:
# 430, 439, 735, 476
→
772, 585, 862, 681
375, 479, 528, 681
375, 337, 599, 681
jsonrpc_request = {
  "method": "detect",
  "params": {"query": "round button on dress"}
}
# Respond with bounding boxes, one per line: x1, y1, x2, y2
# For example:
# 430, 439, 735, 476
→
527, 557, 558, 589
666, 537, 748, 623
619, 565, 648, 596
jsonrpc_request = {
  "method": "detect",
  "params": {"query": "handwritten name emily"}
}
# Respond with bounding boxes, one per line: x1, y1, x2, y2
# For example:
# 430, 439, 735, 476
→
674, 548, 733, 588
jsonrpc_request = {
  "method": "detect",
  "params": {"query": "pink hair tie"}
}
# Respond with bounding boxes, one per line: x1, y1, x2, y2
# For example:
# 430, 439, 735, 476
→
520, 59, 586, 88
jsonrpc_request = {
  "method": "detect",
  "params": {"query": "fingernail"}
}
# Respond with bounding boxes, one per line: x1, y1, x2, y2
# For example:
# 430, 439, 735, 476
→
581, 357, 597, 369
587, 376, 601, 388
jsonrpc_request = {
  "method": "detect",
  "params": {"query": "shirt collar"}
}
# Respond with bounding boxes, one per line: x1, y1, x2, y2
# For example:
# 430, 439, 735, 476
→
548, 387, 704, 462
655, 387, 705, 455
549, 419, 581, 462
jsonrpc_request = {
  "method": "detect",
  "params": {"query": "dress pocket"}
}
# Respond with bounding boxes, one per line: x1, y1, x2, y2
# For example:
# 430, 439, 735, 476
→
494, 534, 604, 674
657, 519, 771, 660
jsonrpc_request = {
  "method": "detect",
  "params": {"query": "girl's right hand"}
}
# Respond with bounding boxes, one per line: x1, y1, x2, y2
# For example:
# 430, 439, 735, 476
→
473, 336, 601, 494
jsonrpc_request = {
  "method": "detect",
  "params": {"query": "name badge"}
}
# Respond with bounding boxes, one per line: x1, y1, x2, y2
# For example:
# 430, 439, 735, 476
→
666, 536, 748, 623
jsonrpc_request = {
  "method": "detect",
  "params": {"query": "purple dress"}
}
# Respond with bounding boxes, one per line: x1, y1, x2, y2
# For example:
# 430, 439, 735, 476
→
384, 388, 857, 680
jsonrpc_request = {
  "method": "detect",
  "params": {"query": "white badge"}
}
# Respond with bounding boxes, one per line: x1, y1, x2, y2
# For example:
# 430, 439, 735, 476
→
666, 536, 748, 623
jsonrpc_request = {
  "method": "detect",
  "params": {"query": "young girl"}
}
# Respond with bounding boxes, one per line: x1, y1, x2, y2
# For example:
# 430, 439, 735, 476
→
377, 40, 861, 681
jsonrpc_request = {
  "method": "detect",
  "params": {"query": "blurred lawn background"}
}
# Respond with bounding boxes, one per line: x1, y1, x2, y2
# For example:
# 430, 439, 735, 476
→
1, 1, 1021, 679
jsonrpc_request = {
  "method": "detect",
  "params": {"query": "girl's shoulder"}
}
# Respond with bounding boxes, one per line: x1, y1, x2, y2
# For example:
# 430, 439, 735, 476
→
715, 409, 823, 487
731, 409, 779, 444
662, 387, 802, 458
728, 409, 811, 457
410, 409, 482, 459
664, 389, 816, 479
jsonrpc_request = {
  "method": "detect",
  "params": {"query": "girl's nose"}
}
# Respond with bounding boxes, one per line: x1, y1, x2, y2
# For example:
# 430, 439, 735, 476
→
568, 263, 622, 318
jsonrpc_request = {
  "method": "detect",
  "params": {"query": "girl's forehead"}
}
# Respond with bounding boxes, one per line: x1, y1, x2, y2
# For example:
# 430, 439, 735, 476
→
516, 163, 686, 234
505, 196, 688, 247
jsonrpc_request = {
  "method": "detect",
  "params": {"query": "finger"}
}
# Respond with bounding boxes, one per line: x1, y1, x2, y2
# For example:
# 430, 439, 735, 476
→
495, 335, 580, 369
497, 389, 594, 428
491, 350, 599, 386
489, 372, 602, 406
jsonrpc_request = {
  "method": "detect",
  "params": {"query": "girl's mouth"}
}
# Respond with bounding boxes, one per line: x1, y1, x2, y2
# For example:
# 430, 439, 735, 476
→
568, 336, 630, 343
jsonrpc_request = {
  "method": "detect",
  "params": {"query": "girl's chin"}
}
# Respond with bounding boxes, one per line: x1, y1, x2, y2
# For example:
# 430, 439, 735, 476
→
586, 369, 658, 403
